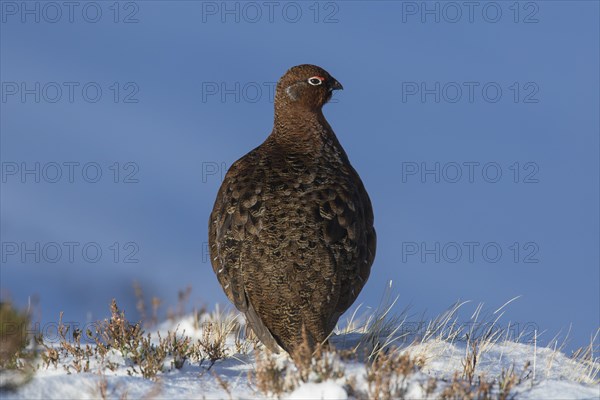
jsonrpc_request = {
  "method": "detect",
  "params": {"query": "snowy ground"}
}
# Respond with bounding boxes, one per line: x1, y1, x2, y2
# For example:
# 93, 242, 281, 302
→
1, 307, 598, 399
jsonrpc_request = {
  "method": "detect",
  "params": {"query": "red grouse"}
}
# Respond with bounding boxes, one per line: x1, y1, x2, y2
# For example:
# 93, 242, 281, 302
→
209, 64, 376, 357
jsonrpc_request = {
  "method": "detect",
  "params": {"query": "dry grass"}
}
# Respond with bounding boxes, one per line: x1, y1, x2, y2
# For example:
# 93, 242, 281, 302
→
537, 326, 599, 384
252, 348, 338, 397
251, 328, 346, 397
293, 328, 345, 384
35, 298, 233, 380
196, 307, 246, 368
335, 281, 413, 360
437, 361, 529, 400
252, 347, 291, 397
569, 329, 600, 384
253, 291, 596, 399
498, 362, 531, 400
366, 350, 422, 400
438, 362, 530, 400
0, 301, 35, 391
8, 281, 599, 399
29, 282, 251, 385
439, 372, 492, 400
0, 302, 30, 369
461, 336, 479, 385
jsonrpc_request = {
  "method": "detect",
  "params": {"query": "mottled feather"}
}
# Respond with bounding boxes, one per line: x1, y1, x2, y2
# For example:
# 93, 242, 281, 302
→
208, 64, 376, 356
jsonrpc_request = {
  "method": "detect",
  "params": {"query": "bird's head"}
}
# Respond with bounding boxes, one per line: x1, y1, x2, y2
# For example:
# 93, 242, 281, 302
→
275, 64, 343, 112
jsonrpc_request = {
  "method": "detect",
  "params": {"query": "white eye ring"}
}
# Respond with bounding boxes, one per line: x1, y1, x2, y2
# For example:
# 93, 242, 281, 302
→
308, 77, 323, 86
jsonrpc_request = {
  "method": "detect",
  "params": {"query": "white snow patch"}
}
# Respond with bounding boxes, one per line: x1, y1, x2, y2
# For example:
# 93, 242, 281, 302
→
2, 314, 598, 399
287, 381, 348, 400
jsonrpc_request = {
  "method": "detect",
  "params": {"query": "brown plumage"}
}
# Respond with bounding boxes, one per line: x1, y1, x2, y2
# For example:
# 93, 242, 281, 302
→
208, 64, 376, 357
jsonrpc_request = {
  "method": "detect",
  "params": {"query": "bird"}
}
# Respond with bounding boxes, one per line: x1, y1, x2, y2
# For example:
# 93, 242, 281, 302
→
208, 64, 376, 358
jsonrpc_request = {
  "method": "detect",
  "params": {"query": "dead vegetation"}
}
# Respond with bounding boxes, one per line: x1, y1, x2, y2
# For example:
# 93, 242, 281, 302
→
253, 347, 292, 397
34, 296, 245, 381
0, 301, 35, 391
462, 334, 479, 385
0, 302, 30, 369
2, 282, 598, 398
366, 350, 423, 400
251, 329, 346, 397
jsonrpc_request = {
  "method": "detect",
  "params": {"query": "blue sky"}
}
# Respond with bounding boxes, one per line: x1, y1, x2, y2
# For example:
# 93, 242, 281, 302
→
1, 1, 598, 352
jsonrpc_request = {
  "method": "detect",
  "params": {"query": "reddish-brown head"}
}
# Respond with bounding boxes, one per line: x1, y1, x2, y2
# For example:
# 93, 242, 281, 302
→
275, 64, 343, 113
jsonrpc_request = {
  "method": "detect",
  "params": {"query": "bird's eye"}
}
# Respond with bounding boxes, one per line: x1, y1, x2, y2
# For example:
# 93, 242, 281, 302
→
308, 77, 323, 86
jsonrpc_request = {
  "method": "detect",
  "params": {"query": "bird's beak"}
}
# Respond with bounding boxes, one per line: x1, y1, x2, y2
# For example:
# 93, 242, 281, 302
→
330, 78, 344, 91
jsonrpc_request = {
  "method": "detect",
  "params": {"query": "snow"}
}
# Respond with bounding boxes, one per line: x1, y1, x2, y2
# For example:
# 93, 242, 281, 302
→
287, 381, 348, 400
1, 313, 598, 399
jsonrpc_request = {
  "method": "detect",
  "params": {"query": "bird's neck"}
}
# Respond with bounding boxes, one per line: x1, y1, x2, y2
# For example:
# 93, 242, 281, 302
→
268, 108, 349, 165
272, 108, 331, 143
